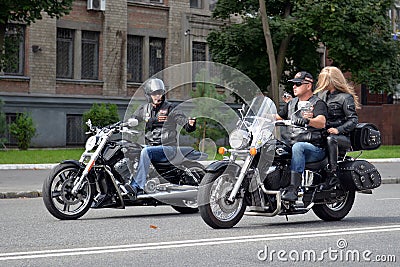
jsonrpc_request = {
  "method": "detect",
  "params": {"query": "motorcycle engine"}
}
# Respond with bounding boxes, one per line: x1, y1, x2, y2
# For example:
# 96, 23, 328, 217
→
114, 158, 134, 183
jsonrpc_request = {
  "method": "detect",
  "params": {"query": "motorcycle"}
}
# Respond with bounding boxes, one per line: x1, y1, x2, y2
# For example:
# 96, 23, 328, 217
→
42, 118, 208, 220
198, 95, 382, 229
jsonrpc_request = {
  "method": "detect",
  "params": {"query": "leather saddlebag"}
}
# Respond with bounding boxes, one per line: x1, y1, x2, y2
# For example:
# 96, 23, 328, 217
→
350, 123, 381, 151
338, 160, 381, 191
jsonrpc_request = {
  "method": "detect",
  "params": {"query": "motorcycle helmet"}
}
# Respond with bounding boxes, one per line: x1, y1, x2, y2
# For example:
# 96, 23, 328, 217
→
144, 78, 166, 103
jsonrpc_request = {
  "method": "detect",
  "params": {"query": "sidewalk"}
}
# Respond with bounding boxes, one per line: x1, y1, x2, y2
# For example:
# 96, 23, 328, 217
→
1, 159, 399, 199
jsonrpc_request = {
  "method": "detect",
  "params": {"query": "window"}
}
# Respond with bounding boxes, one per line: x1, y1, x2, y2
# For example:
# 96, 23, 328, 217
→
56, 28, 74, 78
3, 24, 25, 75
190, 0, 202, 9
149, 0, 164, 3
192, 42, 206, 61
127, 35, 143, 82
149, 38, 165, 77
66, 115, 86, 145
209, 0, 218, 11
81, 31, 99, 80
4, 113, 17, 146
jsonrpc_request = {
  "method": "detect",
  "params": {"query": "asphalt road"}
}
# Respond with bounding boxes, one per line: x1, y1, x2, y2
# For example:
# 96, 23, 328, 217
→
0, 184, 399, 266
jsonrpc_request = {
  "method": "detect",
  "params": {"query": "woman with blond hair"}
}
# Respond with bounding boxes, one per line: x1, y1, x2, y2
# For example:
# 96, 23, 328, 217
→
315, 66, 359, 189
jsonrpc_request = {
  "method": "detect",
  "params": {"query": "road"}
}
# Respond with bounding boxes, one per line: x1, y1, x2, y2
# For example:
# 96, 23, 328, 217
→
0, 184, 399, 266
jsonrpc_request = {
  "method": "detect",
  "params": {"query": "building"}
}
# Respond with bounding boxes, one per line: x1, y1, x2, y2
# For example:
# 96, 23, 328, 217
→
0, 0, 221, 147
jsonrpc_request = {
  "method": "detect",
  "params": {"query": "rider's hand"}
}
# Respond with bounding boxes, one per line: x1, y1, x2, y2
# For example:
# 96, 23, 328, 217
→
188, 117, 196, 127
293, 117, 309, 127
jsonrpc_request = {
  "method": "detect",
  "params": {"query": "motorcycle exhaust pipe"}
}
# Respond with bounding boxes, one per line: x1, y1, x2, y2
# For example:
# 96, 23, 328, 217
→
136, 186, 198, 201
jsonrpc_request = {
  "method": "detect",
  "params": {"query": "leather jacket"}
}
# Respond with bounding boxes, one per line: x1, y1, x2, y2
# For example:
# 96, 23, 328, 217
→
132, 100, 196, 146
318, 91, 358, 135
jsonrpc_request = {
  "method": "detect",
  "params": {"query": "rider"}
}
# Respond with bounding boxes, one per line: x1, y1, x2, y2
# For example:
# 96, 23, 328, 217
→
314, 66, 359, 189
276, 71, 328, 201
123, 78, 196, 197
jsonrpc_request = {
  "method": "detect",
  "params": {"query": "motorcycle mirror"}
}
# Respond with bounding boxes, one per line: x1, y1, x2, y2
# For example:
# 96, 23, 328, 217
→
86, 119, 92, 128
126, 118, 138, 127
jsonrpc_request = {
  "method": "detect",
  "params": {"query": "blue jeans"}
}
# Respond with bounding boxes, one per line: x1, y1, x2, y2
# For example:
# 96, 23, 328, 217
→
291, 142, 325, 173
130, 146, 176, 189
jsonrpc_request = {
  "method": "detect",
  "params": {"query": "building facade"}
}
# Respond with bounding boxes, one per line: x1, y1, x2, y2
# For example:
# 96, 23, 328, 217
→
0, 0, 221, 147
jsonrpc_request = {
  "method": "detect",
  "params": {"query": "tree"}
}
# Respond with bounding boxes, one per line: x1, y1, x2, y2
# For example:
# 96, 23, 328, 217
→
185, 69, 230, 152
208, 0, 400, 100
0, 0, 74, 70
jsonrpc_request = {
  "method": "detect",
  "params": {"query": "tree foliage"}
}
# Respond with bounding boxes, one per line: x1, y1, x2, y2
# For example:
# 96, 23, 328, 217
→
208, 0, 400, 94
82, 103, 120, 128
0, 0, 74, 70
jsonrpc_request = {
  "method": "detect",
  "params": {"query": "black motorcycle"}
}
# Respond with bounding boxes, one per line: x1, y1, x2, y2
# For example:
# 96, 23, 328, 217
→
198, 96, 382, 229
42, 118, 207, 220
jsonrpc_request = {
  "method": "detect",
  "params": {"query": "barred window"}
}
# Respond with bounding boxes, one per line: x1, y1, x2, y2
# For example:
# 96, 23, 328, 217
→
66, 115, 86, 145
192, 42, 206, 61
3, 24, 25, 75
56, 28, 74, 78
127, 35, 143, 82
4, 113, 17, 146
81, 31, 99, 80
149, 38, 165, 77
190, 0, 202, 9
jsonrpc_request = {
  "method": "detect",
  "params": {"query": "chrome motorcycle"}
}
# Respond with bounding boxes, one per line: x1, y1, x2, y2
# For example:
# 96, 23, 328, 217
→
198, 96, 381, 229
43, 118, 207, 220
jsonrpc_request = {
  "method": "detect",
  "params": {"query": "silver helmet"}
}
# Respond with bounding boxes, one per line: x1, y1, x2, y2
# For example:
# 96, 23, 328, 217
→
144, 78, 166, 98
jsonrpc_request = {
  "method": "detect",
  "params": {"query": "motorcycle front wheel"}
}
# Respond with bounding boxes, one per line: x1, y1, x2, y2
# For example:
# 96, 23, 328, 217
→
42, 163, 94, 220
198, 170, 246, 229
312, 190, 355, 221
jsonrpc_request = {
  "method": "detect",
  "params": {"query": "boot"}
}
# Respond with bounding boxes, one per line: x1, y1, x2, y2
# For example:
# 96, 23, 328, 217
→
321, 135, 340, 190
320, 171, 340, 190
281, 171, 302, 201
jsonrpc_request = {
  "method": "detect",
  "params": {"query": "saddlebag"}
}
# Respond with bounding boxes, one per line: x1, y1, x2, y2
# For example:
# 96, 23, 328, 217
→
350, 123, 381, 151
338, 160, 381, 191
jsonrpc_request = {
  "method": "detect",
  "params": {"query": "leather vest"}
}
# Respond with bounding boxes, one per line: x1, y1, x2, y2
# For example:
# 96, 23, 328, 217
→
142, 101, 177, 146
284, 95, 325, 147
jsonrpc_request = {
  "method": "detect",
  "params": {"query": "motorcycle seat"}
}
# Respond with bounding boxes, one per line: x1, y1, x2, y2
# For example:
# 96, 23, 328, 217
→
154, 146, 208, 167
305, 157, 328, 171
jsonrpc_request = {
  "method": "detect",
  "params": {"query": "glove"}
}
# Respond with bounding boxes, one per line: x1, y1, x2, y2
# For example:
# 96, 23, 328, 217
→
293, 117, 310, 127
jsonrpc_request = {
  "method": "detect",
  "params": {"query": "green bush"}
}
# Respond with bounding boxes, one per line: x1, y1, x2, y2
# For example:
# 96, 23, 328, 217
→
82, 103, 120, 128
9, 112, 36, 150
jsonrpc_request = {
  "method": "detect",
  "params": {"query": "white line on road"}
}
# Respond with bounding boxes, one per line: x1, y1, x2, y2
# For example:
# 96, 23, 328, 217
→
1, 224, 400, 261
376, 198, 400, 201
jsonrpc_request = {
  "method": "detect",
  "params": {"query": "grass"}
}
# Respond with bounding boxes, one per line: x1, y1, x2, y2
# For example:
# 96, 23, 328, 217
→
0, 145, 398, 164
0, 149, 84, 164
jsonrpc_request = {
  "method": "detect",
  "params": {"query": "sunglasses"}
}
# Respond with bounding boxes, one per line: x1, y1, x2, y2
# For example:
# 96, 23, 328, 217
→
294, 82, 310, 87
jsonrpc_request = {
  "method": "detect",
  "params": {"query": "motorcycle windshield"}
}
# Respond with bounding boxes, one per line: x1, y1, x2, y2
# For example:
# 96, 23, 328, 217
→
241, 96, 277, 148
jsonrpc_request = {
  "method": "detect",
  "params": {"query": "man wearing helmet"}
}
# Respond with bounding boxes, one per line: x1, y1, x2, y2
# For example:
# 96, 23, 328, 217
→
124, 78, 196, 197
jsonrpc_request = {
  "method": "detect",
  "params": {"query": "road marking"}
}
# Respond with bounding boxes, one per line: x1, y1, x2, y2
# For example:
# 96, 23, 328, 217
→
376, 198, 400, 201
1, 224, 400, 261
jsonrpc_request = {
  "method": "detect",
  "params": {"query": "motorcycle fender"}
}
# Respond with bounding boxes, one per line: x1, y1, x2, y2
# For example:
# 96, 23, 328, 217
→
61, 160, 85, 169
206, 160, 241, 174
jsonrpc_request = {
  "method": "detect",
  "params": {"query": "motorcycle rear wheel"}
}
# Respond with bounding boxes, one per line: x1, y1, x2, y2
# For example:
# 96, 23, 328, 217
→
198, 170, 246, 229
312, 190, 355, 221
42, 163, 94, 220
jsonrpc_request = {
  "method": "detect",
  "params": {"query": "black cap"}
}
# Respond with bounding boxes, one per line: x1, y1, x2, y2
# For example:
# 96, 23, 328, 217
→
288, 71, 314, 83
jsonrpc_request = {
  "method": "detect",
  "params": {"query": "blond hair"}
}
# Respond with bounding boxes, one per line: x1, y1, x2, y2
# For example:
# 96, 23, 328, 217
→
314, 66, 361, 109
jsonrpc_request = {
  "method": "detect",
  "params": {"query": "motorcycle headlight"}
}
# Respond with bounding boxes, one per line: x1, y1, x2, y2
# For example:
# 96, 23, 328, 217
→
85, 136, 98, 151
229, 129, 250, 149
